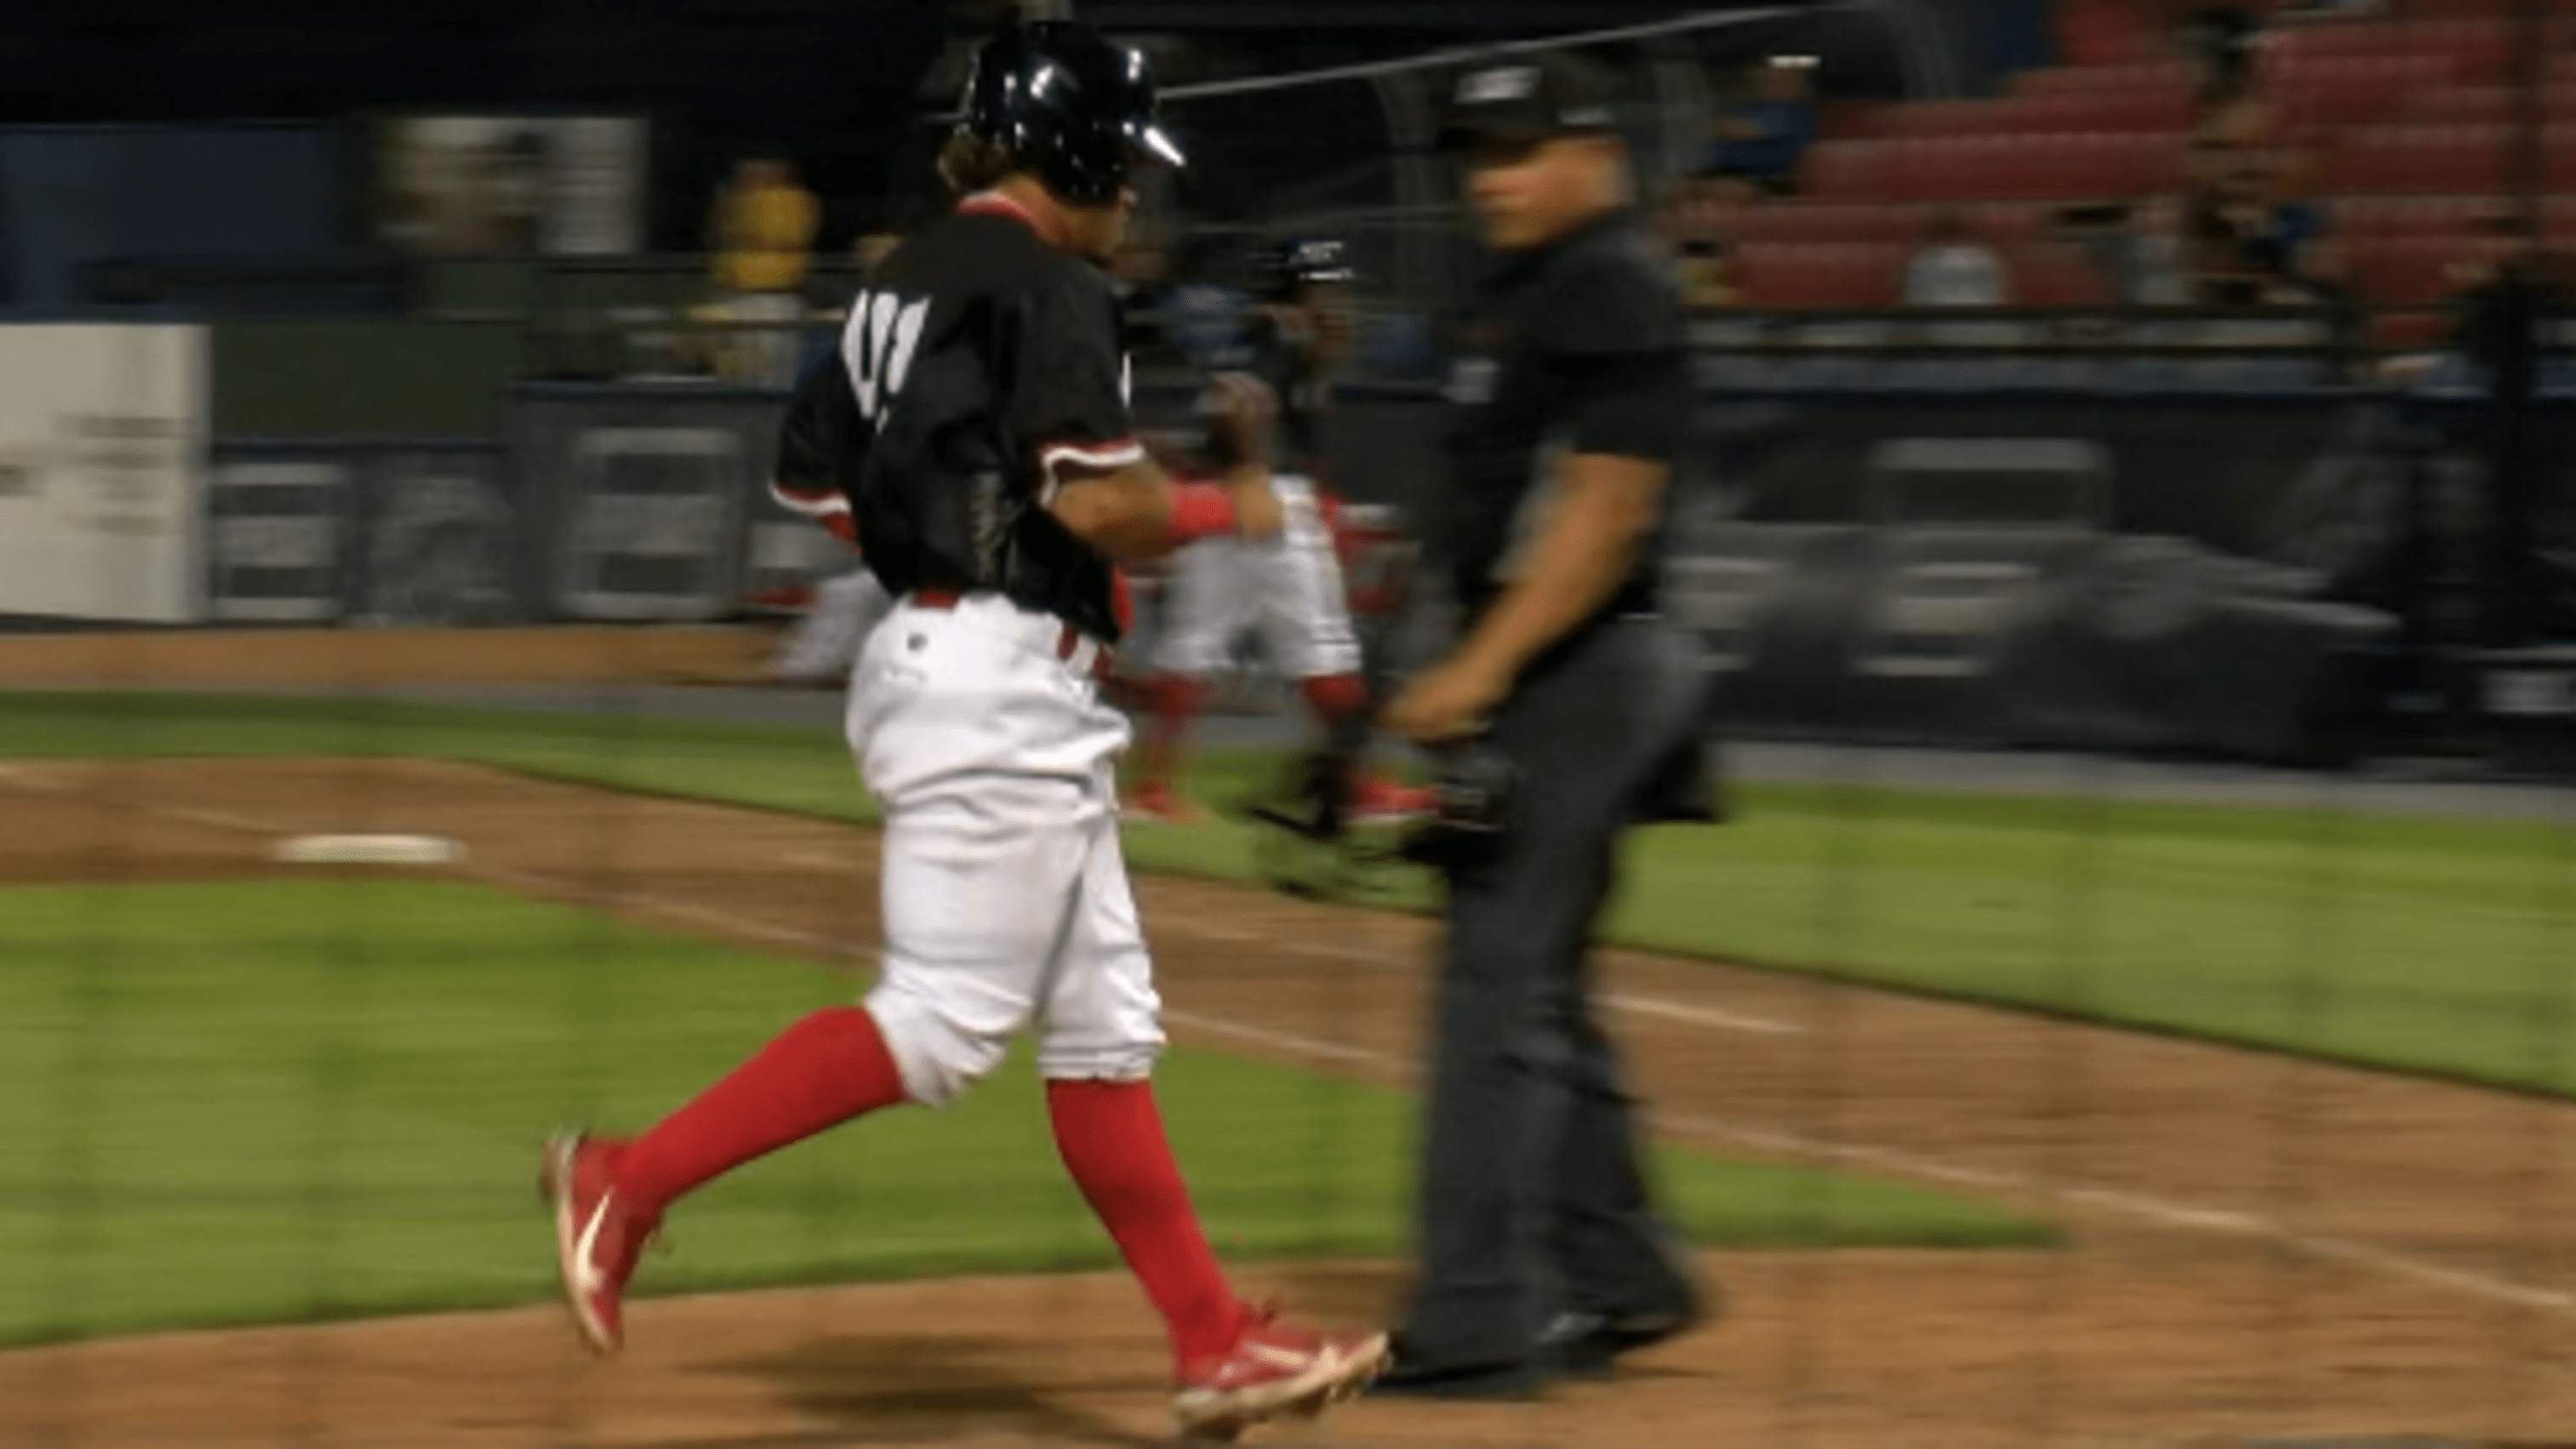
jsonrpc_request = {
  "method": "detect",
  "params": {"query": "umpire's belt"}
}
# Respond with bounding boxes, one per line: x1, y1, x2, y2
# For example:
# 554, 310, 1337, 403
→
907, 590, 1115, 682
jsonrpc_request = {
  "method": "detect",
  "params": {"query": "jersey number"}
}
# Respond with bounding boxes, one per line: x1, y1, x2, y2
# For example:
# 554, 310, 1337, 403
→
844, 290, 929, 426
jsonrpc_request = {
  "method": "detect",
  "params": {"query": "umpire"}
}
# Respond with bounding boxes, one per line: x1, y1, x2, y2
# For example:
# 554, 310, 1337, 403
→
1377, 52, 1716, 1397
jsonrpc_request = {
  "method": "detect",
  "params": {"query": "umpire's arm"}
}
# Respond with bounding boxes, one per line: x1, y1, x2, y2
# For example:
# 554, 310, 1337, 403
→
1384, 454, 1666, 744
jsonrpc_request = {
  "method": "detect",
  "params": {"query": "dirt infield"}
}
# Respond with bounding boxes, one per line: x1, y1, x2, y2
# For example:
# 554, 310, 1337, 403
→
4, 754, 2576, 1447
0, 626, 774, 689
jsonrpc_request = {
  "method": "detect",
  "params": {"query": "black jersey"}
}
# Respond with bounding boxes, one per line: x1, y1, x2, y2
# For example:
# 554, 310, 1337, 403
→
771, 203, 1137, 642
1432, 210, 1690, 624
1201, 312, 1328, 480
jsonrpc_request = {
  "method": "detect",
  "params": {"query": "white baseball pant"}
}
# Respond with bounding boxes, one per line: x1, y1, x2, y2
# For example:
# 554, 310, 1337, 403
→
1149, 473, 1362, 681
774, 568, 896, 683
845, 592, 1164, 1107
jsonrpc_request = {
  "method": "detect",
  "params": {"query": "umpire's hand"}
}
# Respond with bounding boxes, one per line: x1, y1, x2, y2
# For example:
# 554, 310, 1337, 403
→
1384, 653, 1509, 744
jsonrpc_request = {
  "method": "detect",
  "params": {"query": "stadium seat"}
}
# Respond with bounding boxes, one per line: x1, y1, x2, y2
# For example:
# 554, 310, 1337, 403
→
2345, 233, 2496, 307
2266, 54, 2460, 131
2402, 83, 2576, 125
2331, 124, 2516, 193
2014, 87, 2197, 134
2371, 311, 2453, 352
2016, 62, 2195, 97
1716, 202, 1915, 244
2263, 18, 2511, 78
1800, 140, 1892, 199
2008, 242, 2119, 307
1734, 242, 1905, 311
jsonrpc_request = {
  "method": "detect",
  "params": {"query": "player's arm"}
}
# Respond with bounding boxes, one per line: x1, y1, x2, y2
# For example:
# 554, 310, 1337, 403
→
1025, 272, 1281, 559
771, 351, 863, 547
1045, 445, 1277, 561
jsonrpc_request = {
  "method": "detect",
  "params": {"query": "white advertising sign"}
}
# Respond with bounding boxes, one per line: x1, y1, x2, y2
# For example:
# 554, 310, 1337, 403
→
0, 325, 206, 621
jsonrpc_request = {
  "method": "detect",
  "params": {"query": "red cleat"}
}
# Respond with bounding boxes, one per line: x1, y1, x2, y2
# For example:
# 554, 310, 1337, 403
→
1346, 774, 1435, 825
539, 1131, 657, 1355
1123, 779, 1209, 825
1172, 1304, 1391, 1440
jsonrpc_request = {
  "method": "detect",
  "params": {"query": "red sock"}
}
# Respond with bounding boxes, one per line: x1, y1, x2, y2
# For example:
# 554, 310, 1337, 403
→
1139, 675, 1212, 790
1298, 673, 1368, 726
1047, 1079, 1245, 1369
614, 1006, 906, 1218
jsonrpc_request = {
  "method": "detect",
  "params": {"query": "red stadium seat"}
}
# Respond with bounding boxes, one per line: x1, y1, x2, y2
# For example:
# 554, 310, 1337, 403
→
2017, 62, 2195, 97
2014, 87, 2198, 134
2331, 195, 2502, 239
2331, 124, 2516, 193
2404, 83, 2576, 124
1891, 99, 2030, 138
2371, 311, 2453, 352
1733, 242, 1905, 311
2266, 54, 2459, 130
1801, 140, 1893, 199
2344, 233, 2505, 307
2007, 242, 2120, 306
1716, 203, 1916, 244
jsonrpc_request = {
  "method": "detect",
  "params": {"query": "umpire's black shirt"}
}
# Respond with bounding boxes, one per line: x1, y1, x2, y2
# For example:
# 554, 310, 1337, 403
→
773, 200, 1138, 643
1434, 208, 1688, 629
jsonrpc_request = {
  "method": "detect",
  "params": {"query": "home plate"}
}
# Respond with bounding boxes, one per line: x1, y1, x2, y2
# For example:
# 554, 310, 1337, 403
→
270, 834, 465, 866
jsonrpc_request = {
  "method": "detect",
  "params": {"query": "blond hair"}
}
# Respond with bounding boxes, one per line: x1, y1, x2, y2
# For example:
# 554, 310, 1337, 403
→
937, 131, 1015, 196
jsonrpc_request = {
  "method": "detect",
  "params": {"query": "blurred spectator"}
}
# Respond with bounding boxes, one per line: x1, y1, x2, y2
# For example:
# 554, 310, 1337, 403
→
1708, 61, 1817, 194
1660, 172, 1755, 311
2118, 194, 2196, 308
2179, 4, 2262, 106
2267, 146, 2329, 278
1111, 232, 1177, 359
709, 157, 820, 386
854, 231, 901, 277
1904, 208, 2008, 309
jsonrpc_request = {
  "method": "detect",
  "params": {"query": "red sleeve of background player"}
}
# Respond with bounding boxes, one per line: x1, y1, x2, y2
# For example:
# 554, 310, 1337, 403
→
1111, 567, 1134, 635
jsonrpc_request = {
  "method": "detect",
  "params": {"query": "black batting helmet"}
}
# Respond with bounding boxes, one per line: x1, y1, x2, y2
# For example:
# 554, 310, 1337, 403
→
951, 21, 1185, 207
1254, 237, 1356, 302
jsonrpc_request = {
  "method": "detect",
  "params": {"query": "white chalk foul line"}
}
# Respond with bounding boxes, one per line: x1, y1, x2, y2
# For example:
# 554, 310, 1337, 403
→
1153, 905, 1806, 1038
1156, 1002, 2576, 1322
62, 782, 2576, 1322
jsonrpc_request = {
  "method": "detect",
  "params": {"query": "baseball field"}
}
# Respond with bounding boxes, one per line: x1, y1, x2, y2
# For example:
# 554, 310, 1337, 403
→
4, 629, 2575, 1446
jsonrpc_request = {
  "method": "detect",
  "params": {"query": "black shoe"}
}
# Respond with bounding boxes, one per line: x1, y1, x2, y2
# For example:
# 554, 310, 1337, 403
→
1540, 1294, 1711, 1381
1364, 1336, 1548, 1401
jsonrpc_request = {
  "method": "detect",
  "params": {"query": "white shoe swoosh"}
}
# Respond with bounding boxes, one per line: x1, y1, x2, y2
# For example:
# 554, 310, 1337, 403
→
571, 1194, 612, 1305
1238, 1341, 1315, 1372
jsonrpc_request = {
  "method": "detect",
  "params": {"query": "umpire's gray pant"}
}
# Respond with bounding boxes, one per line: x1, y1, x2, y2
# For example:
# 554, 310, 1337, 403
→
1397, 613, 1709, 1368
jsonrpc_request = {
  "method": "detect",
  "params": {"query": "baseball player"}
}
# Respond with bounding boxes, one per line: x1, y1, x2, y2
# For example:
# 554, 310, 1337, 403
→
1125, 240, 1433, 825
540, 22, 1388, 1439
768, 565, 896, 685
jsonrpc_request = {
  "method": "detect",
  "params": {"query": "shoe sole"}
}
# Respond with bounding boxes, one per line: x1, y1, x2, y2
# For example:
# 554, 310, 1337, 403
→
537, 1132, 620, 1357
1345, 807, 1430, 827
1173, 1332, 1392, 1441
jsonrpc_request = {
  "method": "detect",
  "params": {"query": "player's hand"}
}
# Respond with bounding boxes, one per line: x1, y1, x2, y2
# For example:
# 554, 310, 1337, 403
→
1229, 478, 1287, 542
1208, 371, 1277, 466
1384, 653, 1511, 744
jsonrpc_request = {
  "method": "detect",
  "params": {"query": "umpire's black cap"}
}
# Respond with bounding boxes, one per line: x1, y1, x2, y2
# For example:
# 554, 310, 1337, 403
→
955, 21, 1186, 206
1437, 51, 1621, 156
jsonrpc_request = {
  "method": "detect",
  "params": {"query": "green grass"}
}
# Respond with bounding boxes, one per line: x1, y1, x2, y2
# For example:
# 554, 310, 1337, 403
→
0, 880, 2041, 1346
6, 689, 2574, 1098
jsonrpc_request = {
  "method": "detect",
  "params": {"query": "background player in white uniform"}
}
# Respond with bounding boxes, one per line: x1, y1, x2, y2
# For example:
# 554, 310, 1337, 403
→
540, 24, 1387, 1440
1127, 240, 1432, 825
768, 563, 895, 685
